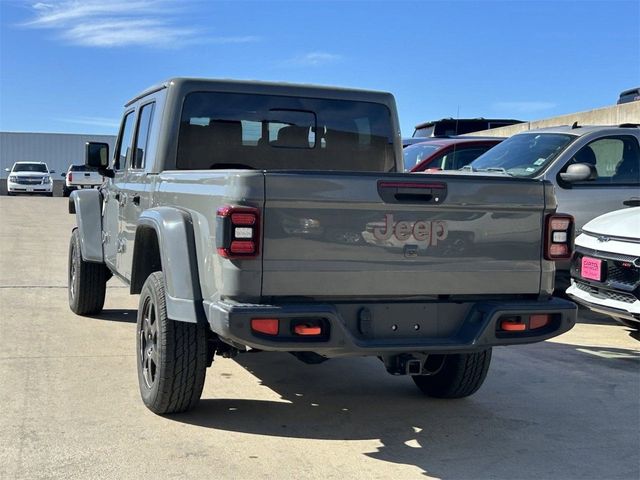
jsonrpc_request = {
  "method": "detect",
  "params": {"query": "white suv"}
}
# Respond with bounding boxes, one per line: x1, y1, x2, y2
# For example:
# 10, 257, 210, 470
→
62, 164, 104, 197
567, 206, 640, 330
5, 161, 54, 196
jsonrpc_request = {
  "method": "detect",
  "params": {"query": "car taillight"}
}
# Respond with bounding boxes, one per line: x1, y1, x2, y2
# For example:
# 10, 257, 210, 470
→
216, 205, 260, 258
68, 173, 72, 181
544, 214, 574, 260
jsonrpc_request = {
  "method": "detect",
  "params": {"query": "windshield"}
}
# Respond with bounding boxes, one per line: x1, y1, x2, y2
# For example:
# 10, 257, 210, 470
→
413, 125, 435, 137
403, 144, 441, 171
13, 163, 47, 173
469, 133, 575, 177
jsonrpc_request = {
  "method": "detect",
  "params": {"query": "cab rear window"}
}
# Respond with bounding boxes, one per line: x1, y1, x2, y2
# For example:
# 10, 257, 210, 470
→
175, 92, 396, 172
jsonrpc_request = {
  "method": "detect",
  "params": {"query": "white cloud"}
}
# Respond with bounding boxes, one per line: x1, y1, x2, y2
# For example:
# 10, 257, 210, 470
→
22, 1, 259, 48
493, 101, 557, 114
62, 19, 198, 48
57, 116, 120, 128
286, 52, 343, 67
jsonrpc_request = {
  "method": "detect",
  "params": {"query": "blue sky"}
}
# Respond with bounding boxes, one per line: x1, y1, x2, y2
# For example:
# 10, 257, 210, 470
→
1, 0, 638, 137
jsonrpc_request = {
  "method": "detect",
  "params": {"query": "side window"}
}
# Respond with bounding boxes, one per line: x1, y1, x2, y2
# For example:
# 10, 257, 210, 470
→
451, 147, 493, 169
426, 151, 447, 170
430, 147, 492, 170
114, 111, 135, 170
132, 102, 155, 169
570, 136, 640, 185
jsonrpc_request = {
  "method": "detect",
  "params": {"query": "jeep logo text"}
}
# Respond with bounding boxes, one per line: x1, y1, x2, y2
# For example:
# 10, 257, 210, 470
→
373, 214, 448, 245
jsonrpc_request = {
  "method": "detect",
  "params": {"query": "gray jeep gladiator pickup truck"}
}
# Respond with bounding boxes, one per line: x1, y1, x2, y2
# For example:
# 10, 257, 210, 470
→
68, 78, 577, 414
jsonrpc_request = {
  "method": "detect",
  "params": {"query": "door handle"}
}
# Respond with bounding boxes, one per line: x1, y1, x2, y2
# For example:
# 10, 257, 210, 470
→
132, 194, 140, 206
377, 180, 448, 204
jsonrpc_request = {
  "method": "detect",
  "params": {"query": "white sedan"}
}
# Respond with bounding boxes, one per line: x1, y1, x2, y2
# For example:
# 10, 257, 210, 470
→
567, 206, 640, 330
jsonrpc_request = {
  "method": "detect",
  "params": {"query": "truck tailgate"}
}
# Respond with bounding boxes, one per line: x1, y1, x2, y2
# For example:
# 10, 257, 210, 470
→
72, 171, 103, 186
261, 172, 548, 297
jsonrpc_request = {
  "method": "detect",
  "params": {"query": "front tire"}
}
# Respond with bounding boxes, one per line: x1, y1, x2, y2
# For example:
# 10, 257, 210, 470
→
68, 229, 108, 315
137, 272, 208, 414
412, 349, 492, 398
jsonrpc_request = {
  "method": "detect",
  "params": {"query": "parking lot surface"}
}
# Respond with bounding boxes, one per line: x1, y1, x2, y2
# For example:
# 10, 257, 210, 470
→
1, 196, 638, 480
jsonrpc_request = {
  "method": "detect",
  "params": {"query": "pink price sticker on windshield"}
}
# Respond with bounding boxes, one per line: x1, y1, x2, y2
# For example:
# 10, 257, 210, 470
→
581, 257, 602, 281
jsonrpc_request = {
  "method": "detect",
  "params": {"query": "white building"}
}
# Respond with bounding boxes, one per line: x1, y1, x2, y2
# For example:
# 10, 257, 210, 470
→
1, 131, 117, 180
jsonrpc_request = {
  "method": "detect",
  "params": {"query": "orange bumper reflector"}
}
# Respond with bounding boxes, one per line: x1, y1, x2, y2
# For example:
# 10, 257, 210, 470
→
530, 314, 550, 330
251, 318, 279, 336
500, 320, 527, 332
294, 325, 322, 336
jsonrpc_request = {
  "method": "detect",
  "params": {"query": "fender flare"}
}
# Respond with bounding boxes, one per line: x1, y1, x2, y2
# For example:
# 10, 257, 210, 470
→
134, 207, 204, 323
69, 189, 104, 263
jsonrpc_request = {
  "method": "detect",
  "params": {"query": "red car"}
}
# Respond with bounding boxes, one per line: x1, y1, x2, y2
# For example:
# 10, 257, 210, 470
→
404, 137, 504, 172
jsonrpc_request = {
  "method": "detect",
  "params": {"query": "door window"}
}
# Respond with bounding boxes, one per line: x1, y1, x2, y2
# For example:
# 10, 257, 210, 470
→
567, 136, 640, 185
132, 102, 155, 169
115, 111, 135, 170
430, 146, 493, 170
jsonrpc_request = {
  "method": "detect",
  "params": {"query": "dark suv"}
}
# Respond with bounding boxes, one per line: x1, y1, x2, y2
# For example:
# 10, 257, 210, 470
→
412, 118, 523, 137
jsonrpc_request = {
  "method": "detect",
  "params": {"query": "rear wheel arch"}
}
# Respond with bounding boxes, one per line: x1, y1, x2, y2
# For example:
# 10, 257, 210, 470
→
130, 225, 163, 294
131, 209, 204, 324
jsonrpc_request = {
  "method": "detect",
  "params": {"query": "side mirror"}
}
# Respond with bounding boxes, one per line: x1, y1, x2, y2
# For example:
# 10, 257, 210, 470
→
560, 163, 598, 183
4, 168, 10, 172
61, 172, 67, 177
86, 142, 114, 178
86, 142, 109, 168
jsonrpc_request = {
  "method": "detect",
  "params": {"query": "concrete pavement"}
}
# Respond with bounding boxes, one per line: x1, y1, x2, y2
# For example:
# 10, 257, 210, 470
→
1, 196, 638, 480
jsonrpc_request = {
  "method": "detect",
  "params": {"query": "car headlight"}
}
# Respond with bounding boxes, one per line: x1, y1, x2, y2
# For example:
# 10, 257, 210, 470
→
8, 175, 17, 182
42, 176, 51, 184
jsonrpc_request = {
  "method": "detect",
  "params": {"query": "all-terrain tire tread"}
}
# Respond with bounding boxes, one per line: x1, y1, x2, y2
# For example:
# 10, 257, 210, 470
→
69, 229, 108, 315
413, 349, 492, 399
143, 272, 207, 414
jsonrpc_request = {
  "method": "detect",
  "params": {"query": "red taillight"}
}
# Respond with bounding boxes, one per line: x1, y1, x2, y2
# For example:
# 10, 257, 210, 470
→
231, 213, 257, 225
544, 214, 574, 260
68, 173, 72, 181
216, 205, 260, 258
230, 240, 255, 254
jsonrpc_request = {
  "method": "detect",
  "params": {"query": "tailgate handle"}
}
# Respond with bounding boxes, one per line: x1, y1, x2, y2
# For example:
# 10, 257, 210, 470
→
377, 181, 447, 204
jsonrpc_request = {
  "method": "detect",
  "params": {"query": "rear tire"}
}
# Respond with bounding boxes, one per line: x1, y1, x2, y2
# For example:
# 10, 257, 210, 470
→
137, 272, 208, 414
63, 187, 70, 197
68, 229, 108, 315
412, 349, 492, 398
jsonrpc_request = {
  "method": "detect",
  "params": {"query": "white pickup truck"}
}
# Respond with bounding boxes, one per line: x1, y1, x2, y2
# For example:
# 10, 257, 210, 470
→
62, 164, 104, 197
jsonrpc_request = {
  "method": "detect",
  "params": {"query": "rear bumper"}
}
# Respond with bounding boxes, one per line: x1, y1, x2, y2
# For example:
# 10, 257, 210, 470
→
65, 184, 102, 191
206, 297, 577, 357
